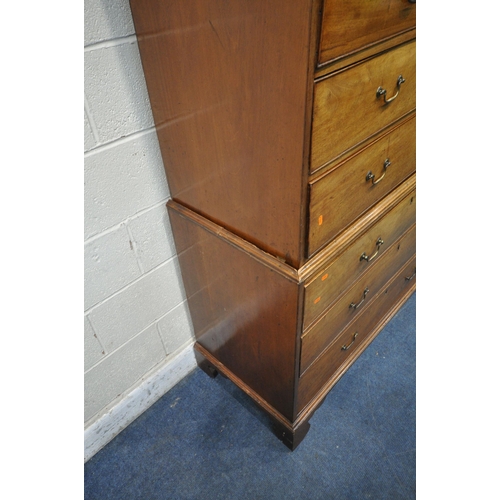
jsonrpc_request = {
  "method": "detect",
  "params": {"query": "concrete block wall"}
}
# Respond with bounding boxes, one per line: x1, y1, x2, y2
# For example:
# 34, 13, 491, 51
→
84, 0, 196, 446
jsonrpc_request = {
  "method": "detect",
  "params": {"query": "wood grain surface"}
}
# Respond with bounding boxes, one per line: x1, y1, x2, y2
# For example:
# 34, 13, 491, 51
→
168, 202, 300, 421
304, 186, 416, 327
297, 254, 416, 412
130, 0, 317, 267
318, 0, 416, 65
308, 114, 415, 254
301, 224, 415, 373
311, 40, 416, 172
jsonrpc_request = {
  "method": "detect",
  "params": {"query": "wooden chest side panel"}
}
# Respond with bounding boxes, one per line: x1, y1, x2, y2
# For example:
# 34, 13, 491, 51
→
168, 202, 300, 422
130, 0, 315, 267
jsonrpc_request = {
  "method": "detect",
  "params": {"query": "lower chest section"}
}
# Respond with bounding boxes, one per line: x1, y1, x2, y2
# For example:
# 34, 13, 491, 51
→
168, 172, 416, 444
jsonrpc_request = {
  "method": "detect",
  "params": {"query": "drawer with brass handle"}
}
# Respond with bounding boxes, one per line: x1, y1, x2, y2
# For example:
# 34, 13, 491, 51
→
300, 224, 415, 375
130, 0, 417, 452
311, 40, 416, 173
308, 115, 415, 256
303, 186, 416, 329
297, 254, 417, 413
318, 0, 416, 67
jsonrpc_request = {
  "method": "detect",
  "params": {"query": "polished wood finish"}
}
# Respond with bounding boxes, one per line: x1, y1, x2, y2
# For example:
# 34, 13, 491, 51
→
311, 40, 416, 172
130, 0, 416, 450
303, 186, 415, 327
301, 224, 415, 374
167, 185, 415, 425
315, 28, 416, 79
272, 418, 311, 452
130, 0, 320, 268
308, 114, 415, 255
318, 0, 416, 66
168, 203, 299, 421
297, 255, 416, 412
168, 199, 299, 282
296, 277, 415, 425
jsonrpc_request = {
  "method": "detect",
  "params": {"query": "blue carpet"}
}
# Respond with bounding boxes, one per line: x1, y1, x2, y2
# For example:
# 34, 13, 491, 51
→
85, 292, 415, 500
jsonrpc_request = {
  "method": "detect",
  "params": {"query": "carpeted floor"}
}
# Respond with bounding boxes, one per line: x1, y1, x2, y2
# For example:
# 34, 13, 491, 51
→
85, 292, 415, 500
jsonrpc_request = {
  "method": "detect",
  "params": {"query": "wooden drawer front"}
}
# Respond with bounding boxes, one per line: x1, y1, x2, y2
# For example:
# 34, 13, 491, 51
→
301, 225, 415, 375
311, 40, 416, 173
318, 0, 416, 66
298, 255, 416, 412
303, 187, 415, 328
308, 115, 415, 256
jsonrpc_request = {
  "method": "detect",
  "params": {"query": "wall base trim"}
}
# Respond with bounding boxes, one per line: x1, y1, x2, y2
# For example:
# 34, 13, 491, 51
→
84, 342, 196, 462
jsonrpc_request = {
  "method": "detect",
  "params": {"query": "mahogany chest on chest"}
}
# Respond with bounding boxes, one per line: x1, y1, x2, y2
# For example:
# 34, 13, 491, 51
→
130, 0, 416, 449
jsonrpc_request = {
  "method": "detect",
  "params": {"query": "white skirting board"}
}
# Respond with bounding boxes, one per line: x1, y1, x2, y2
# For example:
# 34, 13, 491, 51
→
84, 342, 197, 462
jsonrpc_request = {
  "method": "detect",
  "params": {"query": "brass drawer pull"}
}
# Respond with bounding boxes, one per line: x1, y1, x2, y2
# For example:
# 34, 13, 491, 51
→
376, 75, 406, 104
366, 158, 391, 185
405, 268, 416, 281
350, 287, 369, 310
341, 332, 358, 351
360, 238, 384, 262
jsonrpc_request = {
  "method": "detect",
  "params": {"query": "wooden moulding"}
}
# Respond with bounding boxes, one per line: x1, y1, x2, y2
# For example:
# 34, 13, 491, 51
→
307, 114, 416, 256
303, 188, 416, 329
299, 174, 416, 281
316, 29, 416, 77
168, 173, 415, 284
168, 200, 299, 283
300, 224, 416, 374
190, 252, 416, 449
307, 111, 416, 184
295, 256, 417, 423
310, 40, 416, 173
168, 201, 301, 422
167, 178, 416, 445
194, 343, 309, 451
316, 0, 416, 73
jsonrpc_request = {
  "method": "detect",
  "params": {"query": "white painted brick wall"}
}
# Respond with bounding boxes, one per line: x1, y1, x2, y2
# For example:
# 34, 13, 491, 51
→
84, 42, 154, 145
84, 0, 135, 46
84, 107, 97, 151
88, 259, 186, 353
84, 316, 106, 371
84, 0, 195, 427
158, 301, 196, 355
84, 130, 169, 239
84, 224, 142, 310
128, 204, 177, 273
84, 324, 166, 422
